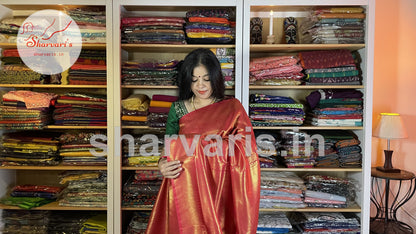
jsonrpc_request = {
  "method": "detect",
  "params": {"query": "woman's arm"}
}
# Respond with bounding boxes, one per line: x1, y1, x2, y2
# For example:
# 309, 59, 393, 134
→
158, 102, 182, 179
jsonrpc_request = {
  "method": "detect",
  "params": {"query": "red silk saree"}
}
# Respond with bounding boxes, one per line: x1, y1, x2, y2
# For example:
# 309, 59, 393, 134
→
146, 98, 260, 234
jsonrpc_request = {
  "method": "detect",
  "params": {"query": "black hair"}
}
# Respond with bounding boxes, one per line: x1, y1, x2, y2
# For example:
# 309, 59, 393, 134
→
177, 48, 225, 100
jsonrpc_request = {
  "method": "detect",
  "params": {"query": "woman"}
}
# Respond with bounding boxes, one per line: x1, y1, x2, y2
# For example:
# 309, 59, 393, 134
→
146, 48, 260, 234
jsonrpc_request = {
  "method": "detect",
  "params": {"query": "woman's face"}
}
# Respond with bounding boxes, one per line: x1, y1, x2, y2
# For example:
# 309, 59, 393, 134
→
191, 65, 213, 100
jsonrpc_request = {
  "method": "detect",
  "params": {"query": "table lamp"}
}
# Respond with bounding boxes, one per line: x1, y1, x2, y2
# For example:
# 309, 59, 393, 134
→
373, 113, 408, 173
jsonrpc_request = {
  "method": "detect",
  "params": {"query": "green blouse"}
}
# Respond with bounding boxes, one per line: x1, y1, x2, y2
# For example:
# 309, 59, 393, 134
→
165, 100, 189, 136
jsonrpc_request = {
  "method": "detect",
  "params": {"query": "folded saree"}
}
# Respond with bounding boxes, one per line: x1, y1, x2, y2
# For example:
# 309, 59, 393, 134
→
146, 98, 260, 234
122, 94, 150, 111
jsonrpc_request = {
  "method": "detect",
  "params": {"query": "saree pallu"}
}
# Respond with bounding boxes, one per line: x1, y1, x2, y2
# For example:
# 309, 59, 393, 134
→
146, 98, 260, 234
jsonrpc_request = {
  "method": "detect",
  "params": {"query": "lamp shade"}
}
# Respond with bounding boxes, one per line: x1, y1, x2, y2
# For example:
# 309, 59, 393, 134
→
373, 113, 408, 139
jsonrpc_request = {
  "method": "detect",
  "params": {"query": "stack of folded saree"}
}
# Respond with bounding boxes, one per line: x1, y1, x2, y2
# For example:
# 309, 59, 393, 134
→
121, 60, 179, 86
66, 50, 107, 85
58, 131, 107, 166
47, 211, 93, 233
185, 8, 234, 44
59, 170, 107, 207
300, 7, 365, 44
0, 49, 43, 84
148, 94, 178, 128
0, 131, 60, 166
310, 130, 362, 168
249, 94, 305, 126
121, 17, 186, 44
254, 130, 279, 168
299, 49, 361, 85
335, 137, 362, 168
289, 212, 361, 233
65, 7, 106, 44
260, 171, 306, 209
126, 212, 151, 234
0, 17, 25, 43
211, 48, 235, 87
277, 130, 316, 168
123, 133, 164, 167
306, 89, 363, 126
122, 171, 162, 208
80, 213, 107, 234
249, 55, 304, 86
310, 130, 344, 168
1, 185, 62, 209
303, 174, 356, 208
1, 210, 50, 233
121, 94, 150, 126
0, 90, 57, 129
257, 212, 292, 234
53, 93, 107, 126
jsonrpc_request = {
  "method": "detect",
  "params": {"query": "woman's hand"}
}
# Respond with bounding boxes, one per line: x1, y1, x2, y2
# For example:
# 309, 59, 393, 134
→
158, 158, 182, 179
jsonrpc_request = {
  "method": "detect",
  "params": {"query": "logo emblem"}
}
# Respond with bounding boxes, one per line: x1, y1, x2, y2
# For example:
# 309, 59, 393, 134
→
17, 10, 82, 75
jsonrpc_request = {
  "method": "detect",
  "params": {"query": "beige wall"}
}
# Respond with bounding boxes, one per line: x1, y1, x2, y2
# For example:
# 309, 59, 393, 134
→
373, 0, 416, 229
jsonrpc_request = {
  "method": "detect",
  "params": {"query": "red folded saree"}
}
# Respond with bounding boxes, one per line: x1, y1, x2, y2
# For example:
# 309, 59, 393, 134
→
146, 98, 260, 234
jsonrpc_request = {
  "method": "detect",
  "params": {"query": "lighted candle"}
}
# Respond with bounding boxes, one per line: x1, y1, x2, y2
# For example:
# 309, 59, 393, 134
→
269, 10, 273, 36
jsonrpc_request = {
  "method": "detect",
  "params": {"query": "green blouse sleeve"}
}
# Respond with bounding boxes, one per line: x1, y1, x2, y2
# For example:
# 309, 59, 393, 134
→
165, 102, 180, 136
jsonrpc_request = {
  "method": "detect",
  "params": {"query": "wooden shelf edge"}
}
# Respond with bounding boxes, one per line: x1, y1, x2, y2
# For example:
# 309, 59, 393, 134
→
259, 205, 361, 213
0, 84, 107, 88
121, 167, 362, 172
250, 85, 364, 89
122, 85, 234, 90
122, 207, 153, 211
0, 165, 107, 170
44, 125, 107, 129
250, 44, 365, 52
0, 43, 105, 49
122, 85, 178, 89
0, 202, 107, 211
121, 44, 235, 49
121, 126, 165, 130
120, 206, 361, 212
253, 126, 363, 130
260, 167, 362, 172
122, 166, 159, 170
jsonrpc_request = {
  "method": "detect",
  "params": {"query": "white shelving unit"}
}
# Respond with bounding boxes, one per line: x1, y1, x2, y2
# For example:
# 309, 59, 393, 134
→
0, 0, 115, 232
242, 0, 375, 233
112, 1, 243, 233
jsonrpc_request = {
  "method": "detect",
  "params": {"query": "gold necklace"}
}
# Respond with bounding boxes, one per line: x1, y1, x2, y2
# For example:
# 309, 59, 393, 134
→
191, 96, 216, 111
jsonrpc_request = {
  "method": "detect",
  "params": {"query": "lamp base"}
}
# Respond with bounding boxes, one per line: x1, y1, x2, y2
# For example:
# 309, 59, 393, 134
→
376, 166, 401, 173
376, 150, 401, 173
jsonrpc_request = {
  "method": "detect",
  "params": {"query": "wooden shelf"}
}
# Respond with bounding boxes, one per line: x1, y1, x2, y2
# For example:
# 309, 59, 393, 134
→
0, 165, 107, 170
0, 43, 105, 49
259, 204, 361, 213
122, 167, 361, 172
123, 166, 159, 171
121, 85, 234, 90
121, 44, 235, 52
250, 85, 364, 89
0, 202, 107, 211
121, 126, 165, 130
253, 126, 363, 130
44, 125, 107, 129
122, 85, 178, 89
0, 2, 107, 9
122, 206, 153, 211
0, 84, 107, 89
120, 205, 361, 213
250, 44, 365, 52
261, 167, 362, 172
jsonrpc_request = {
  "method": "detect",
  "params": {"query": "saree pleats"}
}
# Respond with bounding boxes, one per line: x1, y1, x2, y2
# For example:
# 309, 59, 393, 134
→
146, 98, 260, 234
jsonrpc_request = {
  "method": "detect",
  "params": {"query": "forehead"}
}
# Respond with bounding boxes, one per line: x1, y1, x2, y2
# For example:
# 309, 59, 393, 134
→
192, 65, 208, 75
